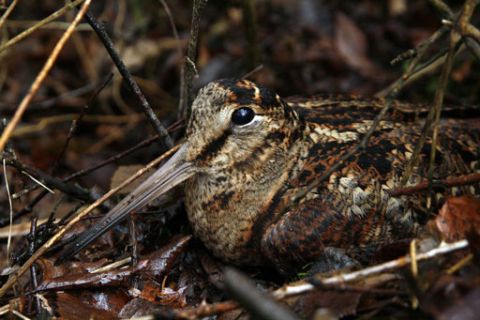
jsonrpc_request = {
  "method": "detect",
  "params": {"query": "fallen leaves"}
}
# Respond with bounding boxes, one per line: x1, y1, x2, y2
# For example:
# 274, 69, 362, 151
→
31, 235, 191, 317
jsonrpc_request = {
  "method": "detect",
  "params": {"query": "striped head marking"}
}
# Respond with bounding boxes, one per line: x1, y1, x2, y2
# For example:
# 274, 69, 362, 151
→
185, 79, 300, 172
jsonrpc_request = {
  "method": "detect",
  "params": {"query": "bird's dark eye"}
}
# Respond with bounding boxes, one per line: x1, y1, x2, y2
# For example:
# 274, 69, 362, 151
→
231, 107, 255, 126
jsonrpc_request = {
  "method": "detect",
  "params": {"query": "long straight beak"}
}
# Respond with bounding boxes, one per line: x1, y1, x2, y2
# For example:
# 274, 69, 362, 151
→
57, 143, 195, 263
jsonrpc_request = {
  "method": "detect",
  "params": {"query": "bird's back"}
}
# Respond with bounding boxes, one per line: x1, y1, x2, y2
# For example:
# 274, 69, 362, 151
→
262, 95, 480, 262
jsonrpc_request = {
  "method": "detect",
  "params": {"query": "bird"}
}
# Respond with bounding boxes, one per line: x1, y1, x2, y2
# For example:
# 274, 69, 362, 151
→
58, 79, 479, 270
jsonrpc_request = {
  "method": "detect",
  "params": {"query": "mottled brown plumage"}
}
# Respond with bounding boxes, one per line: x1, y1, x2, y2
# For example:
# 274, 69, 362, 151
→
61, 79, 480, 270
183, 79, 479, 268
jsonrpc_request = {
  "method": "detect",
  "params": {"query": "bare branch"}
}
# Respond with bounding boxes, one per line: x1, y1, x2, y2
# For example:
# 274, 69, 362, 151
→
83, 13, 174, 149
0, 144, 180, 298
0, 0, 92, 153
178, 0, 208, 119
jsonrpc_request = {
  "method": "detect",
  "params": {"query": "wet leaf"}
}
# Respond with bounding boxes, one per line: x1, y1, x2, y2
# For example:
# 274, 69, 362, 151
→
36, 258, 109, 281
35, 260, 147, 291
55, 292, 118, 320
143, 234, 191, 279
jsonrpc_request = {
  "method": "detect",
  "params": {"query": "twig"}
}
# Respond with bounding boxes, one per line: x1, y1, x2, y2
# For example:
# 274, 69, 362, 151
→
377, 25, 450, 98
28, 218, 41, 315
400, 0, 475, 186
429, 0, 480, 61
27, 83, 97, 111
390, 172, 480, 196
465, 37, 480, 59
158, 0, 187, 121
5, 20, 91, 31
272, 240, 469, 299
427, 18, 460, 185
0, 0, 86, 54
129, 213, 140, 290
156, 301, 239, 320
0, 119, 183, 228
62, 120, 183, 181
11, 310, 30, 320
159, 240, 469, 319
463, 23, 480, 42
299, 5, 472, 201
0, 0, 18, 30
20, 170, 55, 194
91, 257, 131, 273
409, 239, 419, 308
158, 0, 182, 60
241, 64, 264, 79
7, 159, 91, 201
83, 12, 174, 149
2, 158, 13, 262
50, 73, 114, 175
0, 144, 180, 298
242, 0, 259, 70
0, 0, 92, 153
429, 0, 454, 17
11, 114, 141, 139
224, 268, 299, 320
178, 0, 208, 119
446, 253, 473, 274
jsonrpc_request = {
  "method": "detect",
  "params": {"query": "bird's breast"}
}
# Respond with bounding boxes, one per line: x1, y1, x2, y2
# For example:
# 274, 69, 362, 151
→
183, 151, 300, 265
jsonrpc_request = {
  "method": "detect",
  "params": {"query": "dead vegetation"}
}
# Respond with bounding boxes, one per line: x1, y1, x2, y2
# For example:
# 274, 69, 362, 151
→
0, 0, 479, 319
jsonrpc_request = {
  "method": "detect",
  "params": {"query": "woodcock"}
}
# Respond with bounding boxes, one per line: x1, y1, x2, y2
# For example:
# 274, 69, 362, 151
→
60, 79, 480, 270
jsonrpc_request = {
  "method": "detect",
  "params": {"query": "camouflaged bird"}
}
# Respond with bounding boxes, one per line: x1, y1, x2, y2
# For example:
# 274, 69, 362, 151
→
60, 79, 480, 270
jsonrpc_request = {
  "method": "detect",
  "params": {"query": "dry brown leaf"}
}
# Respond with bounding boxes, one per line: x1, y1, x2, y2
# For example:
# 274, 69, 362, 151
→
436, 196, 480, 242
334, 12, 380, 78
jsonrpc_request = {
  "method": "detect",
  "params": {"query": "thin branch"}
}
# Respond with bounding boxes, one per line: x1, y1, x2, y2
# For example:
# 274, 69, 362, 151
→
83, 12, 174, 149
465, 37, 480, 59
242, 0, 259, 70
178, 0, 208, 119
0, 119, 183, 228
0, 144, 180, 298
241, 64, 264, 79
0, 0, 92, 153
304, 5, 473, 201
272, 240, 469, 299
28, 218, 41, 315
400, 0, 475, 186
224, 268, 299, 320
20, 170, 55, 194
376, 25, 450, 98
2, 158, 13, 262
429, 0, 454, 17
7, 159, 91, 201
0, 0, 86, 54
0, 0, 18, 30
50, 73, 114, 176
427, 19, 461, 185
390, 172, 480, 196
156, 301, 239, 320
158, 0, 182, 59
160, 240, 469, 319
63, 120, 183, 181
